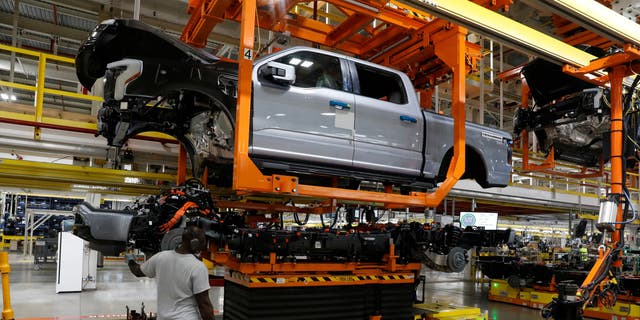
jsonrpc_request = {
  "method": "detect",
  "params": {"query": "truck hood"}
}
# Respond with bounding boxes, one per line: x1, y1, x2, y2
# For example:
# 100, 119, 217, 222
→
76, 19, 220, 90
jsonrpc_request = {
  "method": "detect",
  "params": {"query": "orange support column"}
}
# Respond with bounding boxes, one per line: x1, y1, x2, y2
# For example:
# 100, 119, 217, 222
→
608, 65, 626, 264
426, 26, 467, 203
232, 0, 273, 194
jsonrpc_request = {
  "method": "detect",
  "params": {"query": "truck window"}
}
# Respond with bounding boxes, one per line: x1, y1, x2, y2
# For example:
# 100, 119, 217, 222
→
274, 51, 345, 91
354, 63, 407, 105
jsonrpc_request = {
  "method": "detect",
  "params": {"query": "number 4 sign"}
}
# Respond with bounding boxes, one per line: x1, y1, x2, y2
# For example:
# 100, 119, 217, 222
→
243, 48, 253, 60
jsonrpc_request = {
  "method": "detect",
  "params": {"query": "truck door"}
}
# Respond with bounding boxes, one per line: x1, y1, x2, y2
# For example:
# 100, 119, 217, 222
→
251, 49, 355, 169
351, 62, 423, 177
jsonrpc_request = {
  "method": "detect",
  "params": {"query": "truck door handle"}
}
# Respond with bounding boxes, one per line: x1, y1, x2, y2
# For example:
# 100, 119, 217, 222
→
329, 100, 351, 110
400, 115, 417, 123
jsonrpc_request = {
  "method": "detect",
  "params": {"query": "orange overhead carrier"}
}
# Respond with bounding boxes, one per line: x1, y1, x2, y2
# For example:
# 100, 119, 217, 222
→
177, 0, 517, 207
231, 5, 468, 206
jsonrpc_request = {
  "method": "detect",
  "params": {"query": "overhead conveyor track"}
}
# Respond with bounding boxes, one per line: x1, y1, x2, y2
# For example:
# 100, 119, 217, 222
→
393, 0, 596, 67
534, 0, 640, 48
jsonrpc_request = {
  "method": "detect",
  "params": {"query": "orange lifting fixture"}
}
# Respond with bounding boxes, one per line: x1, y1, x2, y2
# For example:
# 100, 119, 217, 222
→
179, 0, 514, 207
232, 15, 467, 207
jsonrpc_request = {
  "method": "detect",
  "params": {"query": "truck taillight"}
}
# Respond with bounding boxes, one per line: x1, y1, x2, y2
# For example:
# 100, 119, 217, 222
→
504, 138, 513, 164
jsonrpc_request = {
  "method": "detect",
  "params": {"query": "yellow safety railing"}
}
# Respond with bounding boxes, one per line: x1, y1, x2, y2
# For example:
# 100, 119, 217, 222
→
0, 43, 175, 143
0, 43, 102, 140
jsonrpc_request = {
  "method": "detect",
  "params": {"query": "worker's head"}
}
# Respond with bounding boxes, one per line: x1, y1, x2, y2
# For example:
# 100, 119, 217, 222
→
181, 225, 206, 254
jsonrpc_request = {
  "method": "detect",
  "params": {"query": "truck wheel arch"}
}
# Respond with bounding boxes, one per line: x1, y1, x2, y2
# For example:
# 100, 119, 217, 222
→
437, 145, 489, 188
123, 85, 236, 177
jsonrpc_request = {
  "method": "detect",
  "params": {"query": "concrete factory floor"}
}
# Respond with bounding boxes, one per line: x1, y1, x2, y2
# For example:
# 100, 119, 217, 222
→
8, 252, 542, 319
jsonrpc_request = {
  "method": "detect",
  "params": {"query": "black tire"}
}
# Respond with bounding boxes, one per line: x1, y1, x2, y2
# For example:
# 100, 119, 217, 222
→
160, 228, 184, 251
446, 247, 467, 273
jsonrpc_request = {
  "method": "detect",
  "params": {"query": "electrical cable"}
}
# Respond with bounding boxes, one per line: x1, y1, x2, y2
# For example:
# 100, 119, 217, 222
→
293, 212, 309, 226
320, 206, 340, 229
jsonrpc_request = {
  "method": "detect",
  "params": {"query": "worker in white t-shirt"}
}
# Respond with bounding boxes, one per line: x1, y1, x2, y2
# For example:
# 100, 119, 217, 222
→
126, 226, 214, 320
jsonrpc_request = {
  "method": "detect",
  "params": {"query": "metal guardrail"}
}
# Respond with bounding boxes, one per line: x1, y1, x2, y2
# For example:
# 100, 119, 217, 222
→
0, 43, 102, 141
0, 43, 174, 143
512, 150, 640, 204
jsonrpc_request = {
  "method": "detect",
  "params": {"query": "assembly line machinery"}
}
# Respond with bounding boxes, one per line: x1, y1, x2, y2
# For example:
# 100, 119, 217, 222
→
67, 0, 640, 319
179, 1, 640, 319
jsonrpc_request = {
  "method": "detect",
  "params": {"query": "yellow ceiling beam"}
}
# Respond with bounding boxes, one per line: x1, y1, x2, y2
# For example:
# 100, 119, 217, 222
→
0, 159, 176, 196
0, 176, 165, 196
394, 0, 597, 67
536, 0, 640, 47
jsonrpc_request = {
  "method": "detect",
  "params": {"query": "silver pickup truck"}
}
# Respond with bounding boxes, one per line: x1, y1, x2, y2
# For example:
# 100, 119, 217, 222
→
76, 19, 512, 190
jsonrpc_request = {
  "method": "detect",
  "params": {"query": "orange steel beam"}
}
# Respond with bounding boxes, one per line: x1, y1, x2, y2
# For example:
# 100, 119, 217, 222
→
424, 26, 467, 204
541, 162, 605, 179
326, 13, 372, 47
496, 64, 525, 82
359, 26, 406, 54
182, 0, 234, 47
324, 0, 425, 30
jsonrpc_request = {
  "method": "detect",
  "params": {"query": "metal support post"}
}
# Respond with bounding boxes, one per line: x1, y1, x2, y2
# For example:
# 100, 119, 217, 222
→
34, 54, 46, 141
27, 213, 51, 256
22, 195, 28, 256
133, 0, 141, 20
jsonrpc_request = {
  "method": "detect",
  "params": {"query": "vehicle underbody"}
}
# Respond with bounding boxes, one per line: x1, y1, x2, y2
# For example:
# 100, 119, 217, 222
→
513, 57, 613, 167
74, 182, 514, 273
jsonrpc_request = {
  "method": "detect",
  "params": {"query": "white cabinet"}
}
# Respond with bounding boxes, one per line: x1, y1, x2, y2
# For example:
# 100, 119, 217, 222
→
56, 232, 100, 293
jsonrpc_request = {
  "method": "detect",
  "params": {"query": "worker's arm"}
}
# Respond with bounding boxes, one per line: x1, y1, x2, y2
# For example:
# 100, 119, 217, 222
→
125, 254, 146, 277
127, 260, 146, 277
195, 290, 214, 320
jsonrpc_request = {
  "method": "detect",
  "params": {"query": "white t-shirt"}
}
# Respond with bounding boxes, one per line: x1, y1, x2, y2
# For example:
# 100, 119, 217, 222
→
140, 250, 211, 320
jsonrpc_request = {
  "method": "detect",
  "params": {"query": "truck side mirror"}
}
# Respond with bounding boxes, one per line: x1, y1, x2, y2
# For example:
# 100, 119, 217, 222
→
260, 61, 296, 85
